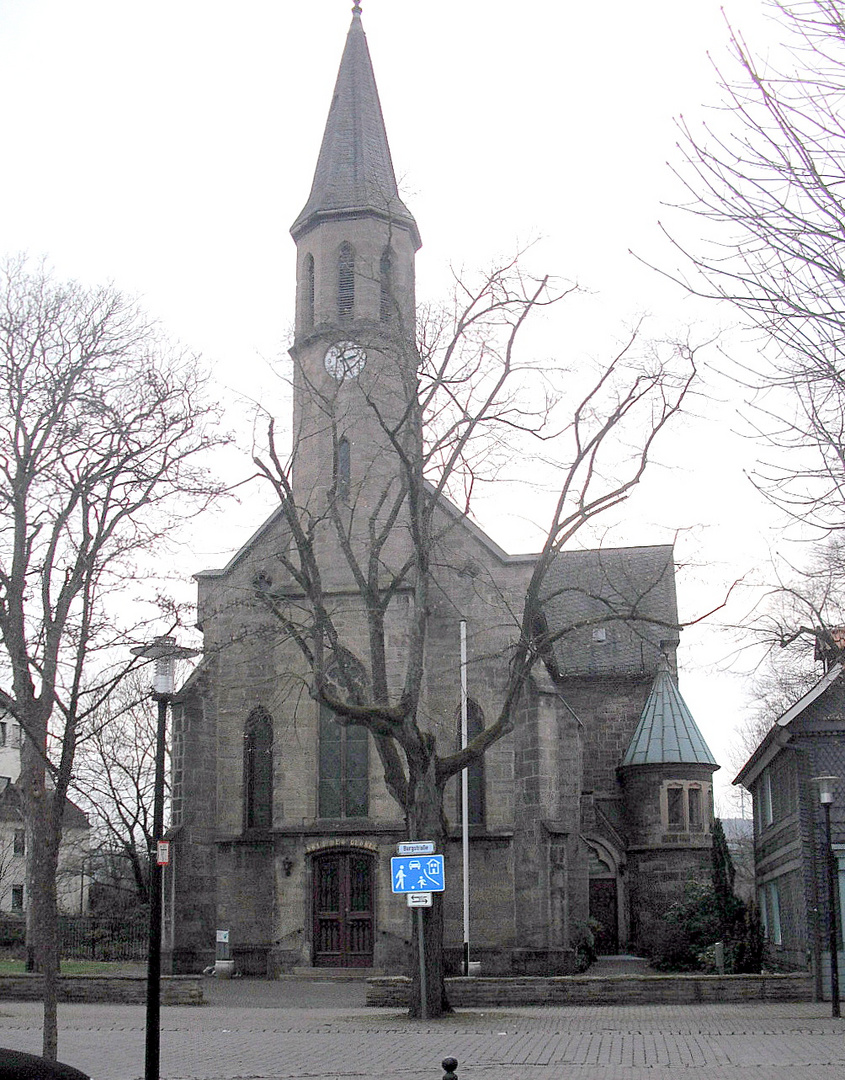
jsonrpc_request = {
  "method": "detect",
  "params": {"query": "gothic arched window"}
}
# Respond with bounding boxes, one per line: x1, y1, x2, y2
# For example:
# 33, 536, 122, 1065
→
303, 253, 315, 329
243, 708, 273, 830
338, 243, 355, 323
336, 436, 350, 501
379, 248, 393, 323
457, 698, 485, 826
319, 705, 369, 818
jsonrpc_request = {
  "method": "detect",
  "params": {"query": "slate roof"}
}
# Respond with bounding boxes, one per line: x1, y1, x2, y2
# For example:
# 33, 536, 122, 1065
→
0, 782, 90, 829
290, 7, 421, 248
621, 660, 718, 767
542, 545, 679, 678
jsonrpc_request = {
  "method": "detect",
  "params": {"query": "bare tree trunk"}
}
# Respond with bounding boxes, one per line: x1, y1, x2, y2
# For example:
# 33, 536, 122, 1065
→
406, 756, 451, 1018
23, 789, 61, 1060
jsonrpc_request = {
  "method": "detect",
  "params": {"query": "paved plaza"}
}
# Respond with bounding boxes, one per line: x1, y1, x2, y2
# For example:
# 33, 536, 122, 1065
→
0, 980, 844, 1080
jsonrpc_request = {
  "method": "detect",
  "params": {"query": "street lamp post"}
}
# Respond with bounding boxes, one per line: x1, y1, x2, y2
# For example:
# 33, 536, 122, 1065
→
131, 635, 198, 1080
813, 775, 841, 1019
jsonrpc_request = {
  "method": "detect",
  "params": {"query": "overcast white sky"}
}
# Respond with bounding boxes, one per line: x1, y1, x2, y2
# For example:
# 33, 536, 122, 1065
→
0, 0, 789, 810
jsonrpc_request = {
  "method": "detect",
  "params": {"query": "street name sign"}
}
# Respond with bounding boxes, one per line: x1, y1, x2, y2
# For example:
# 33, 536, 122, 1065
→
397, 841, 435, 855
391, 854, 445, 893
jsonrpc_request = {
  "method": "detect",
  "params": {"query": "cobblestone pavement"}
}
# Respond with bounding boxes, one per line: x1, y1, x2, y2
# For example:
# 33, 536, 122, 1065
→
1, 992, 845, 1080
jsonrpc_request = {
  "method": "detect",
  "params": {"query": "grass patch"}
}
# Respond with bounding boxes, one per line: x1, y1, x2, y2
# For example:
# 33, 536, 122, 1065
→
0, 959, 146, 975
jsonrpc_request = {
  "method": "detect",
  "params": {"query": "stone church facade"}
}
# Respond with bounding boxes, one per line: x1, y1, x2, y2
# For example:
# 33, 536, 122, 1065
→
164, 6, 719, 977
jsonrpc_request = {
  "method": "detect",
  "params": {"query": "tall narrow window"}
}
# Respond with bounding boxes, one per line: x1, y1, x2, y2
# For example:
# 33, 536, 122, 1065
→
379, 248, 393, 323
457, 699, 485, 826
338, 243, 354, 323
688, 786, 702, 831
319, 706, 369, 818
336, 437, 350, 501
667, 786, 685, 829
304, 253, 315, 329
243, 708, 273, 830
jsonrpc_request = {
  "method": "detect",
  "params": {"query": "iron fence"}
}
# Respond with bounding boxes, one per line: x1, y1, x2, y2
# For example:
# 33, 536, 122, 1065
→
59, 915, 147, 961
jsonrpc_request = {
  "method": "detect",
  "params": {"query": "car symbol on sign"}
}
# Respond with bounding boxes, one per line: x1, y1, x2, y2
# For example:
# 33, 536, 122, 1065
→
409, 860, 421, 870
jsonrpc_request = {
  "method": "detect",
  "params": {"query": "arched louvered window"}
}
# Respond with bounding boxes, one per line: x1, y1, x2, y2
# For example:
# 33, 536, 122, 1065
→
336, 436, 350, 501
304, 253, 315, 329
457, 698, 485, 826
338, 243, 354, 323
379, 248, 393, 323
243, 708, 273, 830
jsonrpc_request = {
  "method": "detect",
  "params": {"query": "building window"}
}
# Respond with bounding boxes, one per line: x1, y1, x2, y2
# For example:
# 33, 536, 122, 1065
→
243, 708, 273, 830
0, 722, 6, 747
379, 248, 393, 322
688, 786, 703, 831
336, 437, 350, 501
759, 879, 782, 945
667, 786, 685, 829
11, 885, 23, 911
759, 770, 773, 829
338, 243, 354, 323
304, 253, 315, 329
318, 706, 368, 818
662, 780, 712, 833
13, 830, 24, 857
456, 699, 485, 826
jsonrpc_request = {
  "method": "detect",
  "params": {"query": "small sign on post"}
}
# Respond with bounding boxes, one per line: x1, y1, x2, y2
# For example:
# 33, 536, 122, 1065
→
407, 892, 432, 907
216, 929, 230, 961
397, 841, 436, 856
156, 841, 170, 866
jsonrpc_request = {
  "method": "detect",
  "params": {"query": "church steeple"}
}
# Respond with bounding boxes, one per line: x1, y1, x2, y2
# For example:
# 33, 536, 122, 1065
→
291, 5, 420, 250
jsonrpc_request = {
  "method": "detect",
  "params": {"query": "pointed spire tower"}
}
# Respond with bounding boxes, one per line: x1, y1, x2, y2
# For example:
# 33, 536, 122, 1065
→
289, 4, 421, 523
291, 4, 420, 250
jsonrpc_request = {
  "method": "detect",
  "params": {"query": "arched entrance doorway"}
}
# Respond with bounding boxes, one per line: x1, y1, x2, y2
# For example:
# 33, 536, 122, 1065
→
312, 850, 375, 967
587, 842, 621, 955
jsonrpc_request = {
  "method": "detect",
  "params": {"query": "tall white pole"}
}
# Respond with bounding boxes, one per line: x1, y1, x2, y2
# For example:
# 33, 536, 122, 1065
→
460, 620, 469, 976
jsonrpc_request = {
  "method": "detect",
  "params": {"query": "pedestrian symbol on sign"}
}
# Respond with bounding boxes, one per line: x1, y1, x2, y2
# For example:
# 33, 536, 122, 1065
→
390, 854, 444, 893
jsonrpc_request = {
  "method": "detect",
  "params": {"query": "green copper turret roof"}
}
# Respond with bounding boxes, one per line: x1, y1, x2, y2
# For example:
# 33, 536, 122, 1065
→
621, 661, 718, 768
290, 7, 421, 248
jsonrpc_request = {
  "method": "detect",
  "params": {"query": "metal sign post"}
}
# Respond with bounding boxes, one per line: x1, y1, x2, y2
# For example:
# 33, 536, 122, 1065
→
393, 842, 444, 1021
417, 907, 427, 1020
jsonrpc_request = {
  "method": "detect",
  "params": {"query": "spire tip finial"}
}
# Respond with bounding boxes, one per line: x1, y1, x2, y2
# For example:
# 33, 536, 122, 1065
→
352, 2, 362, 15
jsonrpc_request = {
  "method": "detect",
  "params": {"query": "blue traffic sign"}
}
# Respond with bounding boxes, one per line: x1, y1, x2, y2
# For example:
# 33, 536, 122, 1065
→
390, 854, 445, 893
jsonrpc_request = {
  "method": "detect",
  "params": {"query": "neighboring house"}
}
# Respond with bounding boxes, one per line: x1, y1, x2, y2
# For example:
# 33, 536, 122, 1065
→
734, 660, 845, 984
165, 6, 719, 977
0, 714, 90, 917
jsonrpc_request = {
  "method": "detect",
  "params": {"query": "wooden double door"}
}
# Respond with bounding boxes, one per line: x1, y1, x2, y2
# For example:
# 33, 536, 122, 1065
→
312, 851, 375, 967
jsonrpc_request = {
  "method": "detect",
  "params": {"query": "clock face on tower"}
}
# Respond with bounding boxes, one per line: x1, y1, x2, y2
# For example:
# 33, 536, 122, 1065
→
323, 341, 367, 380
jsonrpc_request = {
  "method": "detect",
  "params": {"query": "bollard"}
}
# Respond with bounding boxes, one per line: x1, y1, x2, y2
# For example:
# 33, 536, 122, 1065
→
442, 1058, 458, 1080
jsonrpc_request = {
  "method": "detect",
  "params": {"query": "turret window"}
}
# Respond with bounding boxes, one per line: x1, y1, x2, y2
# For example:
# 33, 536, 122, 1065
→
338, 243, 355, 322
304, 253, 315, 329
662, 780, 710, 834
379, 248, 393, 323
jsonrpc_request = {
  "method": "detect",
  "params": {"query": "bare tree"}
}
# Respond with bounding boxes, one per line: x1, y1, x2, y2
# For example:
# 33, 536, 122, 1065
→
0, 257, 223, 1059
72, 674, 162, 911
662, 0, 845, 532
252, 259, 696, 1016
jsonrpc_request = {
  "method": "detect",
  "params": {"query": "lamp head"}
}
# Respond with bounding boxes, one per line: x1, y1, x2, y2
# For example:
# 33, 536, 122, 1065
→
812, 775, 839, 805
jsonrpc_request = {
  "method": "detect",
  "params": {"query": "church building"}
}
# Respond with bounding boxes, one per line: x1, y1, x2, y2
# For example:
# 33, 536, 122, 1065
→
165, 5, 718, 977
